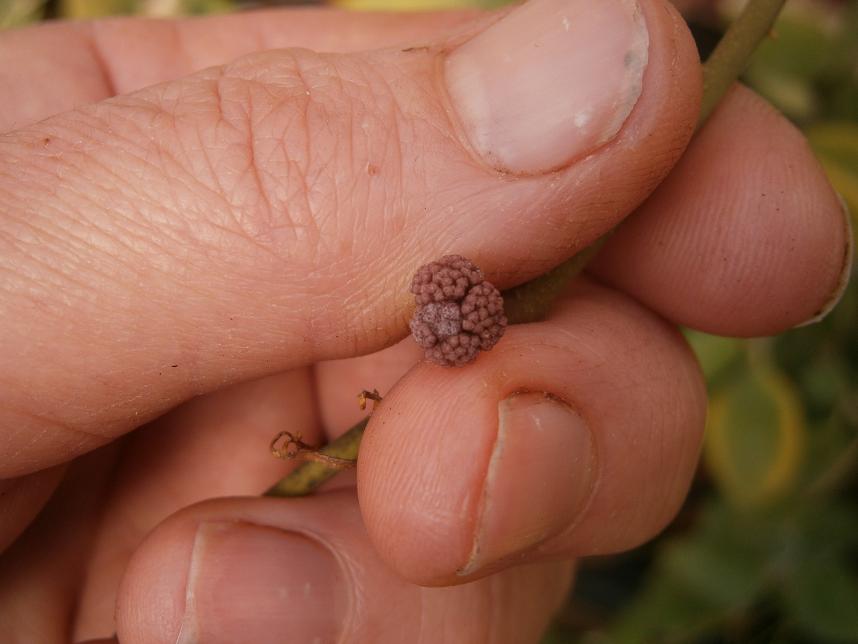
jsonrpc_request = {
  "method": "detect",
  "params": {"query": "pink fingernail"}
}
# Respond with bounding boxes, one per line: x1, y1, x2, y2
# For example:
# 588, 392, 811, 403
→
446, 0, 649, 174
178, 522, 348, 644
460, 392, 595, 575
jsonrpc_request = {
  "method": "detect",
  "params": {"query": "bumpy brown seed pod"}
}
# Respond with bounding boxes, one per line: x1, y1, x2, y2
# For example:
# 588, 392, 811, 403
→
409, 255, 507, 367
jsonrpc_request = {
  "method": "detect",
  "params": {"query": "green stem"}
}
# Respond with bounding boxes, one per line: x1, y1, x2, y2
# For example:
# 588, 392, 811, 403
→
699, 0, 787, 126
504, 236, 607, 324
266, 0, 789, 498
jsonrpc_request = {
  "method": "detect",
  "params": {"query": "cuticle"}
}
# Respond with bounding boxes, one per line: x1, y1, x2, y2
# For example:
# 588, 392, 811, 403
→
260, 524, 357, 644
185, 519, 357, 644
495, 389, 603, 549
532, 392, 602, 546
456, 398, 507, 576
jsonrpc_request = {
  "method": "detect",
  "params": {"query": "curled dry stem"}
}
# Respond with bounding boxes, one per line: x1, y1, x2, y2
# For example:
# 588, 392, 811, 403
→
270, 431, 357, 470
358, 389, 382, 411
265, 391, 381, 497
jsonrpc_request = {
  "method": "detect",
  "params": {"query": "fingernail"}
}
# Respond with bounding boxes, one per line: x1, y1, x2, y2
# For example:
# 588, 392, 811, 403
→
795, 192, 853, 327
178, 522, 348, 644
460, 392, 595, 575
446, 0, 649, 175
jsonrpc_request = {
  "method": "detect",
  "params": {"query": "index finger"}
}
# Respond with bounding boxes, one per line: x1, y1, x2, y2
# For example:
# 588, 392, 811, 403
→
0, 9, 482, 131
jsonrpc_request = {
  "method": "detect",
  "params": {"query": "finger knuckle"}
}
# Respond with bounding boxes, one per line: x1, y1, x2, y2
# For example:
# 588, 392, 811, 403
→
169, 49, 411, 270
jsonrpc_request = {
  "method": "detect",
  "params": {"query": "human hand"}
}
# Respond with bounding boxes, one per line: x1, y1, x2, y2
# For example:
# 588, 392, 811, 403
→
0, 0, 849, 642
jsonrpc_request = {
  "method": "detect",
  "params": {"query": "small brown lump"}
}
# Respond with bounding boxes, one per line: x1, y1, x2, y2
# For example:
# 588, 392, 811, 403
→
409, 255, 507, 367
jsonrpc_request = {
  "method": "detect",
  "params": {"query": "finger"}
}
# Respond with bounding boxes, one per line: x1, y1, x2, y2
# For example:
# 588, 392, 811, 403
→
76, 349, 422, 639
0, 9, 481, 131
0, 0, 701, 477
590, 85, 852, 336
77, 346, 419, 639
358, 279, 706, 585
0, 448, 117, 644
0, 465, 65, 554
115, 491, 573, 644
73, 370, 318, 641
315, 338, 422, 437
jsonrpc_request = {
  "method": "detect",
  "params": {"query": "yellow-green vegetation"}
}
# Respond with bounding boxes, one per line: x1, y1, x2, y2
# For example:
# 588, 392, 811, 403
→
554, 4, 858, 641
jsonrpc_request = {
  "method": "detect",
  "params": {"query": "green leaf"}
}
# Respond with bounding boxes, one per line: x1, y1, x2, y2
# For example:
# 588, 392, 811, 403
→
784, 554, 858, 642
609, 502, 774, 644
684, 330, 745, 389
0, 0, 45, 27
806, 122, 858, 245
60, 0, 136, 18
663, 537, 766, 610
807, 122, 858, 170
705, 365, 806, 508
332, 0, 504, 10
539, 625, 577, 644
608, 572, 722, 644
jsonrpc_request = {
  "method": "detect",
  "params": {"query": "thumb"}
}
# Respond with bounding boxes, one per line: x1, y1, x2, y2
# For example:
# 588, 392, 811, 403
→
0, 0, 699, 476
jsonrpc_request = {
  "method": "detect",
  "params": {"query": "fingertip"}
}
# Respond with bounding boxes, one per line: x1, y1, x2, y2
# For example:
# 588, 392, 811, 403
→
592, 85, 851, 336
358, 281, 706, 584
116, 516, 194, 644
116, 492, 569, 644
357, 365, 497, 584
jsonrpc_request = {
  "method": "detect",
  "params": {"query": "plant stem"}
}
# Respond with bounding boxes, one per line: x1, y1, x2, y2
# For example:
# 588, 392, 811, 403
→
265, 0, 789, 498
504, 236, 607, 324
265, 417, 367, 497
699, 0, 787, 126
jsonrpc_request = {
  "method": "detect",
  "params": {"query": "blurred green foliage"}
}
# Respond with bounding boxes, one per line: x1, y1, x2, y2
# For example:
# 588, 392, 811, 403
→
557, 3, 858, 640
1, 0, 856, 641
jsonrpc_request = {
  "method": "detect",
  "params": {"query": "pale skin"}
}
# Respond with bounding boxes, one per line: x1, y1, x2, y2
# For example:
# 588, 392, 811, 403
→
0, 1, 850, 643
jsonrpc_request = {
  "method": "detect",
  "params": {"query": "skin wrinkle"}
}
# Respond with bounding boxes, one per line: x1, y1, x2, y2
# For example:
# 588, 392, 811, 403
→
180, 94, 268, 247
215, 75, 281, 244
19, 187, 159, 292
487, 568, 502, 644
1, 231, 158, 328
178, 85, 236, 229
244, 97, 296, 239
3, 119, 224, 303
340, 54, 405, 249
153, 87, 248, 237
342, 62, 377, 250
82, 24, 118, 98
143, 71, 314, 267
284, 50, 317, 247
0, 403, 107, 459
309, 58, 372, 259
304, 54, 397, 266
45, 110, 231, 268
0, 220, 104, 300
0, 26, 110, 132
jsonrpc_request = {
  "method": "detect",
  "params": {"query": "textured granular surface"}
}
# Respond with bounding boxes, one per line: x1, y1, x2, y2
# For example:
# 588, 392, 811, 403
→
409, 255, 507, 367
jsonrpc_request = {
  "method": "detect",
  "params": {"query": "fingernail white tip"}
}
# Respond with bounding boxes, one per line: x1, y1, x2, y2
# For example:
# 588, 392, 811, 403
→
795, 192, 853, 328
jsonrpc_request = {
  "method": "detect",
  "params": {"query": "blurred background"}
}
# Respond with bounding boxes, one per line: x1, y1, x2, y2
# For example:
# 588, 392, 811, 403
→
2, 0, 856, 642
